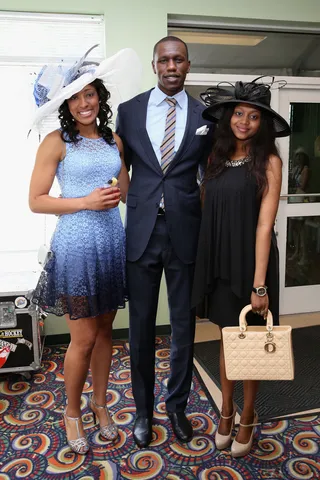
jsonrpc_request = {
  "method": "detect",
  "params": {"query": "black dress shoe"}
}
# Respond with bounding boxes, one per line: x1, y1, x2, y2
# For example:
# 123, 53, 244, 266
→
133, 416, 152, 448
167, 412, 193, 442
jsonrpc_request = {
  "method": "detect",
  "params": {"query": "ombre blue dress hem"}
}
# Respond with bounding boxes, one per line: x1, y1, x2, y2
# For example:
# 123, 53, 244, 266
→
32, 134, 128, 320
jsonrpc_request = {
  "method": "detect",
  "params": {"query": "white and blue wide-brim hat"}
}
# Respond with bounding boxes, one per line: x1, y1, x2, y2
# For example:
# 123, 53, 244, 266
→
31, 45, 142, 130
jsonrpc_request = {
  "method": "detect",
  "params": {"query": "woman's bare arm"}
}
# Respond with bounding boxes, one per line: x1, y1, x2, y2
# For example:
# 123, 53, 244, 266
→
251, 154, 282, 315
29, 130, 121, 214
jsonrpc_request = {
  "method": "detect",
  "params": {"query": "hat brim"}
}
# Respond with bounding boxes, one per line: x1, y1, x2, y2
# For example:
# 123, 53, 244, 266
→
202, 99, 291, 138
31, 48, 142, 131
32, 71, 97, 127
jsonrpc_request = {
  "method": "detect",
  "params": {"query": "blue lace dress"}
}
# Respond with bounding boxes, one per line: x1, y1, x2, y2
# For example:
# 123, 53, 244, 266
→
32, 135, 127, 319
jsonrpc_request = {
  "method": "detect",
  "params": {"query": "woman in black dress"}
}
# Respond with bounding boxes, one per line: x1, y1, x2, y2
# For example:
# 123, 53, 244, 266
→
192, 79, 291, 457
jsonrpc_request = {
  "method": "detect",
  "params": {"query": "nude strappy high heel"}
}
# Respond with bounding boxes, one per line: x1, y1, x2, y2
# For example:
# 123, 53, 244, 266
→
89, 394, 118, 441
215, 403, 237, 450
63, 410, 89, 455
231, 411, 259, 458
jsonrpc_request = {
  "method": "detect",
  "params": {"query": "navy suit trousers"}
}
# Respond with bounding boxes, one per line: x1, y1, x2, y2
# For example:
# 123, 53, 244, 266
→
127, 216, 196, 417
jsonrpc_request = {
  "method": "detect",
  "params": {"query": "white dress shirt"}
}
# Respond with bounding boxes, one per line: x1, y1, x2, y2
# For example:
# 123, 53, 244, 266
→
146, 85, 188, 164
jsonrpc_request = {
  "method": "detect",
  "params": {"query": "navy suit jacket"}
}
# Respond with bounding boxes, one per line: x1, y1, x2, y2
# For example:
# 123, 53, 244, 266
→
116, 89, 213, 264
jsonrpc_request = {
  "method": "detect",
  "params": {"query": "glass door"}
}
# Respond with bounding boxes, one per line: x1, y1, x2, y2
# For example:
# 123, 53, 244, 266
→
277, 88, 320, 314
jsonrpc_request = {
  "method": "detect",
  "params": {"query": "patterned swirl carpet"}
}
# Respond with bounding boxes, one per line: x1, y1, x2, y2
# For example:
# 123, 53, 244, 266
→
0, 336, 319, 479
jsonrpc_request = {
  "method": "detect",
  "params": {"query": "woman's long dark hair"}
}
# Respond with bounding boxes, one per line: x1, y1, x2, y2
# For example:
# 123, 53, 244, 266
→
205, 105, 280, 195
58, 78, 114, 145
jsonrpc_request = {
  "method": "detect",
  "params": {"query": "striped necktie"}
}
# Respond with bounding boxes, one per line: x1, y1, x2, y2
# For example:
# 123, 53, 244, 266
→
159, 97, 177, 209
160, 97, 177, 172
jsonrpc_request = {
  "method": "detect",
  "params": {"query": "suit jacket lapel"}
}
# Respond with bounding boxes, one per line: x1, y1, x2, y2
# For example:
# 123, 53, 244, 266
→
136, 89, 163, 175
164, 94, 200, 175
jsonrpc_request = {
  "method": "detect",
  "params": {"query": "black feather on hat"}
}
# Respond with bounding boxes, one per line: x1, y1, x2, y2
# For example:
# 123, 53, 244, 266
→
200, 76, 291, 138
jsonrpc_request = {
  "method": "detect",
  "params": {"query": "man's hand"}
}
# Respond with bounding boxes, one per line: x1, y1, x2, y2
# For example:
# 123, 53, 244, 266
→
84, 187, 121, 211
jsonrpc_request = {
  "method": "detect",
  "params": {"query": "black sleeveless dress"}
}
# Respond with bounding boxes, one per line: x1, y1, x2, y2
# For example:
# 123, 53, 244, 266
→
192, 161, 279, 327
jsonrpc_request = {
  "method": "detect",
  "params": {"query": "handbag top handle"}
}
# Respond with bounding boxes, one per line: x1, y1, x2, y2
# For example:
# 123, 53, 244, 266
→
239, 304, 274, 332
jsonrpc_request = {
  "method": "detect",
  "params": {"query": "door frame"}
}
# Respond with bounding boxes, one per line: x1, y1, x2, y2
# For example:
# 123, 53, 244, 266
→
185, 73, 320, 314
277, 87, 320, 314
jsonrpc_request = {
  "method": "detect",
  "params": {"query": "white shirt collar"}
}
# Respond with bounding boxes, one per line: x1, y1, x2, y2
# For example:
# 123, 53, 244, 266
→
151, 85, 187, 109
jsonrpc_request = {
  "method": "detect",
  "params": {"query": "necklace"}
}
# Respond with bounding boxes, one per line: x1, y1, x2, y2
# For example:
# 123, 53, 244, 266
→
225, 156, 251, 167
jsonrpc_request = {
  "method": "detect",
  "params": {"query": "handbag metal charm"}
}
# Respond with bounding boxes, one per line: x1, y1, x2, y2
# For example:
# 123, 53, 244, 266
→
264, 341, 276, 353
265, 331, 276, 353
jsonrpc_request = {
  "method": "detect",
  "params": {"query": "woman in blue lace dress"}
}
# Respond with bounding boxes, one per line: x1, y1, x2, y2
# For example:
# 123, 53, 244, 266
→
28, 48, 138, 454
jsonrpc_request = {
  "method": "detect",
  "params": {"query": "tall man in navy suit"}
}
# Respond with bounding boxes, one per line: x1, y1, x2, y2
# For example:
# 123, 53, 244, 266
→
117, 36, 213, 448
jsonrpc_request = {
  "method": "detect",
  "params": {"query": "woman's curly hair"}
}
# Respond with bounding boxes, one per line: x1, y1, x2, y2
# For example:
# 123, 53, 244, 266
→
58, 78, 114, 145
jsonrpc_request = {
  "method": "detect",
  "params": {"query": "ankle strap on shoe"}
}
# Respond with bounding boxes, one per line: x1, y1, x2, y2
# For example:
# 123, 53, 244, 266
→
239, 421, 259, 427
239, 412, 258, 427
64, 409, 81, 421
90, 394, 106, 409
220, 411, 235, 420
239, 414, 259, 428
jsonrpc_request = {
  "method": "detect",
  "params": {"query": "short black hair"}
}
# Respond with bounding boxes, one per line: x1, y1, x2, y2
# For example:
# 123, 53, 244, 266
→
153, 35, 189, 60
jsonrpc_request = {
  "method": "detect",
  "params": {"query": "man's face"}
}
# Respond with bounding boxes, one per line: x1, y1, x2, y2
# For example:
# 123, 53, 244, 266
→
152, 41, 190, 96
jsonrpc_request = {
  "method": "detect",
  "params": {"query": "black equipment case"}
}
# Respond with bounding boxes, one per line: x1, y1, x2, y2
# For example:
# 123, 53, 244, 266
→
0, 271, 46, 379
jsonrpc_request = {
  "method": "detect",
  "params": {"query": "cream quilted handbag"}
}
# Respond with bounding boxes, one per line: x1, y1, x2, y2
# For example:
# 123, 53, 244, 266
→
222, 305, 294, 381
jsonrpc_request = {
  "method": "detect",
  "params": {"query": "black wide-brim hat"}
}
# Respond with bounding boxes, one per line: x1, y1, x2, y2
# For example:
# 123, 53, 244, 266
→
201, 77, 291, 138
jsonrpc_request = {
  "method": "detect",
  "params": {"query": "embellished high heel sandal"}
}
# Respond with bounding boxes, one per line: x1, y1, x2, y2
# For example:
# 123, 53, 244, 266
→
89, 394, 118, 441
215, 403, 237, 450
231, 411, 259, 458
63, 410, 89, 455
